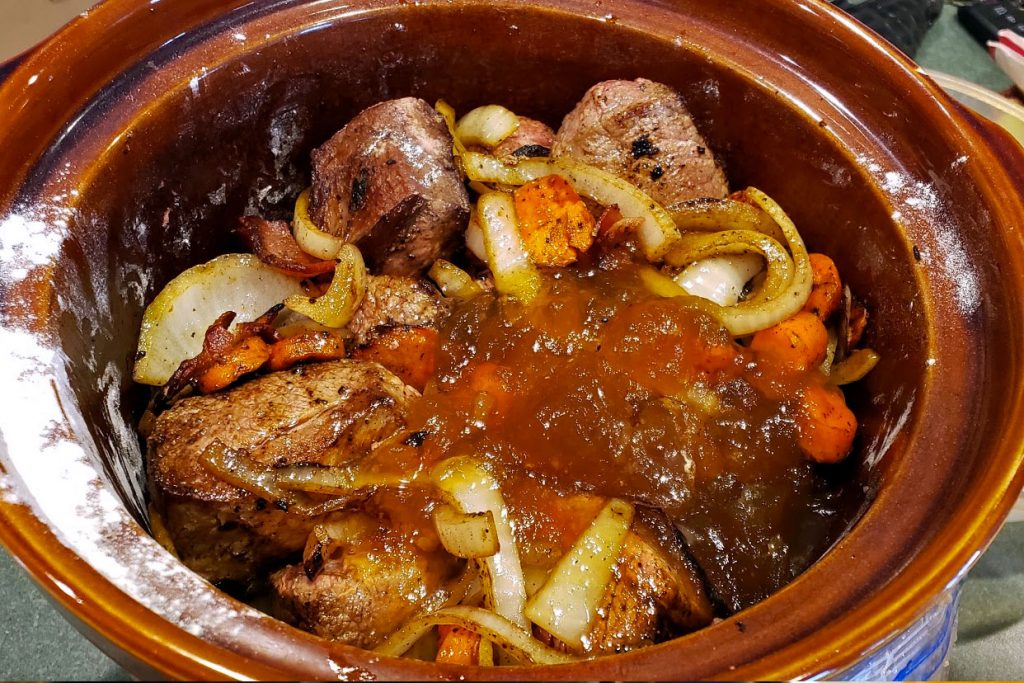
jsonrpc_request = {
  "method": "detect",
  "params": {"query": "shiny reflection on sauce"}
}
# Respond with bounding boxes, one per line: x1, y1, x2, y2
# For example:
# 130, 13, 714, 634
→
372, 250, 860, 613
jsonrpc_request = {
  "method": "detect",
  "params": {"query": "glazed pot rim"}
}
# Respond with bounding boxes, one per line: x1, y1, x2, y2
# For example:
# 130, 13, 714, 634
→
1, 0, 1024, 679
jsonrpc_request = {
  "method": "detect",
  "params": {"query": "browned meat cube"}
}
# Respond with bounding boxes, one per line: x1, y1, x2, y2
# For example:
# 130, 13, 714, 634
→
553, 78, 729, 210
347, 275, 450, 347
308, 98, 470, 275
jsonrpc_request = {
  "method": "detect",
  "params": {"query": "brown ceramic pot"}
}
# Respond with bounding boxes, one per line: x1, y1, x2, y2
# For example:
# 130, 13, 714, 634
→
1, 0, 1023, 679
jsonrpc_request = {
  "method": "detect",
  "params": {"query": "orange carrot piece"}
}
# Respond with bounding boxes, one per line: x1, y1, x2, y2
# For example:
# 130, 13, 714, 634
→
436, 626, 487, 666
352, 327, 439, 391
750, 311, 829, 372
802, 253, 842, 320
796, 383, 857, 463
267, 330, 346, 371
196, 336, 271, 394
513, 174, 596, 266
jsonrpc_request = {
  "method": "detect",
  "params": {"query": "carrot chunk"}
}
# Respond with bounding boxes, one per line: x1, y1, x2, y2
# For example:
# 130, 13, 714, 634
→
436, 625, 492, 666
352, 327, 439, 391
802, 253, 842, 320
267, 330, 346, 371
796, 383, 857, 463
750, 311, 829, 372
513, 174, 596, 266
196, 336, 272, 394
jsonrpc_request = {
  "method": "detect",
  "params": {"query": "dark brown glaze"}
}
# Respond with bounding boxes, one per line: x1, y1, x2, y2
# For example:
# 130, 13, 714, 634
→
0, 0, 1022, 680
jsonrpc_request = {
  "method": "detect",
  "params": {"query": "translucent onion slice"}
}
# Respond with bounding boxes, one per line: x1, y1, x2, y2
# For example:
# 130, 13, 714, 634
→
461, 151, 553, 186
375, 606, 575, 665
273, 463, 420, 494
435, 100, 468, 163
456, 105, 521, 148
133, 253, 305, 386
428, 259, 484, 300
829, 348, 880, 385
293, 188, 344, 260
524, 499, 635, 652
674, 253, 764, 306
670, 198, 784, 243
434, 505, 500, 559
465, 213, 487, 262
431, 456, 529, 629
477, 192, 542, 303
284, 244, 367, 328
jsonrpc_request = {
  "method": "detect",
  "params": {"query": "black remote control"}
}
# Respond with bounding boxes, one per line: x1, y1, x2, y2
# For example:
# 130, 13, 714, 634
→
958, 0, 1024, 46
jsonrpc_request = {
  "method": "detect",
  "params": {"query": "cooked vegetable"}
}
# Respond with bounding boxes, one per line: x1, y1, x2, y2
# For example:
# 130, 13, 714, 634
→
434, 505, 500, 559
803, 253, 842, 320
796, 383, 858, 464
524, 498, 635, 651
292, 188, 344, 260
273, 463, 420, 495
352, 326, 440, 392
477, 192, 543, 303
436, 625, 493, 666
195, 335, 272, 394
456, 105, 521, 148
435, 99, 469, 161
431, 456, 529, 629
134, 254, 304, 386
375, 606, 575, 665
829, 348, 880, 386
551, 157, 679, 261
461, 151, 553, 186
820, 327, 839, 375
237, 215, 337, 277
750, 311, 830, 372
674, 253, 764, 306
302, 517, 376, 580
266, 329, 346, 371
428, 259, 485, 300
284, 244, 367, 328
513, 174, 596, 266
670, 197, 783, 242
465, 213, 488, 262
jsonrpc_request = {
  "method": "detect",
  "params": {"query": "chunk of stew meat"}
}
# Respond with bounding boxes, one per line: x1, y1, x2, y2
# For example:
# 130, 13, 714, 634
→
147, 361, 415, 584
308, 97, 470, 275
553, 78, 729, 208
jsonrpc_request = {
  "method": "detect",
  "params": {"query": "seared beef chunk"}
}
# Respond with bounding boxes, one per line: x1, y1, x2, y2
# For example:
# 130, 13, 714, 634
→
271, 513, 461, 648
347, 275, 450, 347
148, 360, 415, 583
553, 78, 728, 209
585, 516, 714, 654
308, 98, 470, 275
491, 117, 556, 164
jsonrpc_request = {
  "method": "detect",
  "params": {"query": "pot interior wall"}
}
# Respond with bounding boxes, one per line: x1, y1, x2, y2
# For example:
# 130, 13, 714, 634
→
5, 2, 964, 675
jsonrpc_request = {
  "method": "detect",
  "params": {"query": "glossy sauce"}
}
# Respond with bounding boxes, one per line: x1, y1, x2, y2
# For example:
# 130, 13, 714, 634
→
371, 250, 860, 613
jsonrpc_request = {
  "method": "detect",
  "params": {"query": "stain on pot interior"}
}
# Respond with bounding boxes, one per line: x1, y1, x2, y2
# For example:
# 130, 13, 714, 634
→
0, 0, 1023, 680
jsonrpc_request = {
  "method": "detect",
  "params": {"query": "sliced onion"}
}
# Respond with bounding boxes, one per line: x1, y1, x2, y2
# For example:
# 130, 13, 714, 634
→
670, 197, 784, 243
429, 259, 484, 300
524, 499, 635, 652
477, 192, 542, 303
199, 442, 350, 516
293, 188, 344, 260
465, 213, 487, 262
434, 505, 500, 559
435, 99, 468, 162
522, 565, 550, 599
462, 151, 553, 186
829, 348, 880, 385
674, 253, 764, 306
375, 606, 575, 665
456, 105, 521, 148
820, 327, 839, 375
134, 253, 305, 386
431, 456, 529, 629
285, 244, 367, 328
273, 463, 420, 495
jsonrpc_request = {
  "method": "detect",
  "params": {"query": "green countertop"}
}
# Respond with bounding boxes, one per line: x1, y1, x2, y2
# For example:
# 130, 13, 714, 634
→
2, 4, 1022, 681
